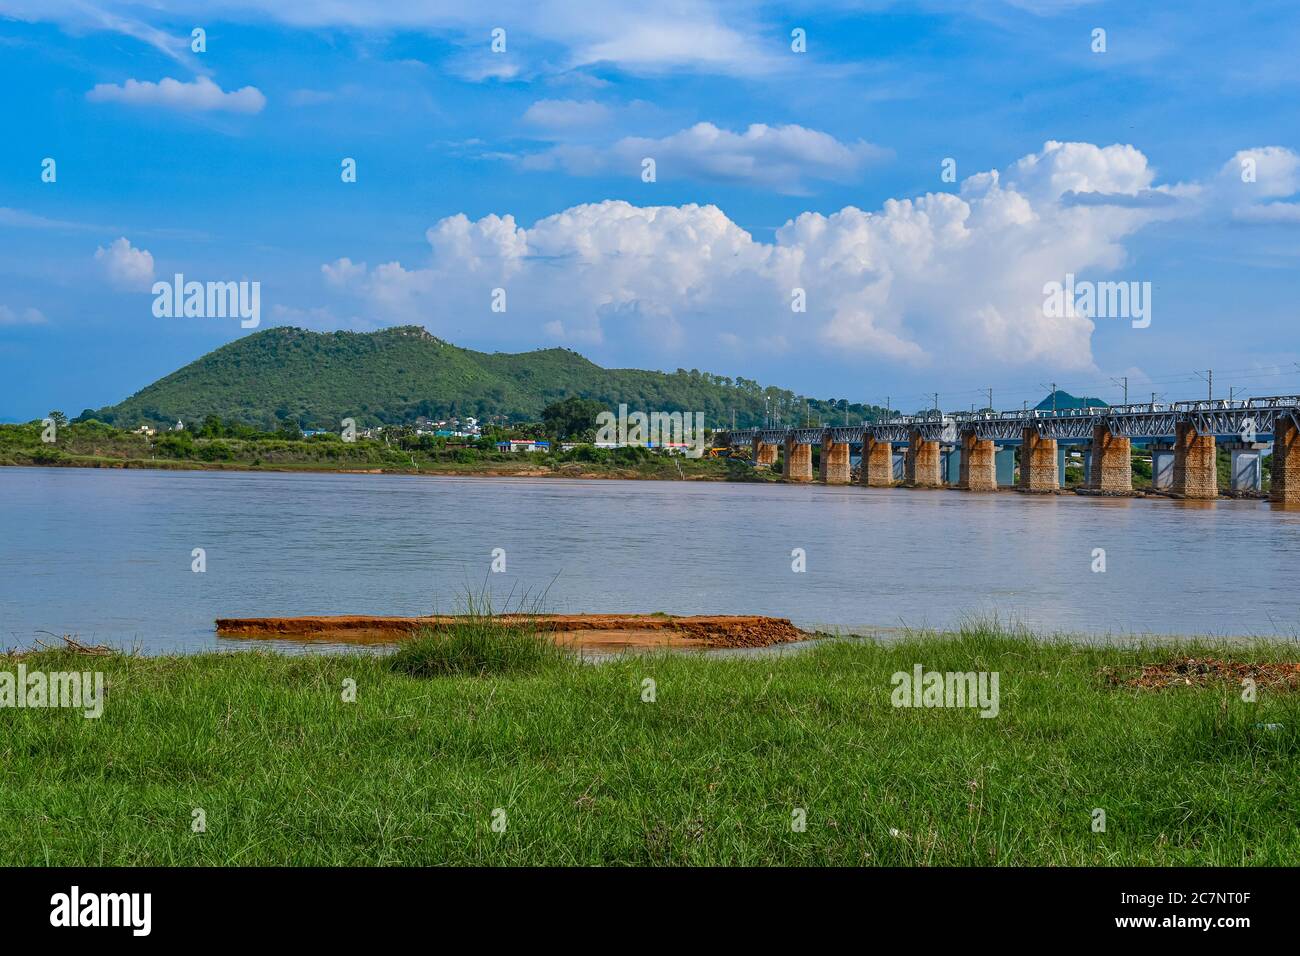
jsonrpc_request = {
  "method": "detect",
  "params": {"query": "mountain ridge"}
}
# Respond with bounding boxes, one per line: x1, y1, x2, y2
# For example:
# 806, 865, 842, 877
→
84, 325, 884, 430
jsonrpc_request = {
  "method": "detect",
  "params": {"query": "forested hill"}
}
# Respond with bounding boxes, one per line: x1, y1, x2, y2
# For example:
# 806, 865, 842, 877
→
86, 326, 884, 430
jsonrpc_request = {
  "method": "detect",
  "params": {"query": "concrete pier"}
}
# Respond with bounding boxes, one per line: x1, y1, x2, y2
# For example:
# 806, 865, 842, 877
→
1271, 416, 1300, 504
754, 439, 778, 468
860, 434, 895, 487
958, 431, 998, 491
820, 435, 851, 484
1171, 421, 1217, 499
1087, 425, 1132, 492
1019, 429, 1059, 492
905, 429, 942, 487
783, 437, 813, 482
1229, 447, 1263, 492
721, 392, 1300, 509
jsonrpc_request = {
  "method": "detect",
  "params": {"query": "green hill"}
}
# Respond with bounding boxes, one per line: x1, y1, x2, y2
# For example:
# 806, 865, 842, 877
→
1035, 390, 1108, 412
84, 326, 882, 430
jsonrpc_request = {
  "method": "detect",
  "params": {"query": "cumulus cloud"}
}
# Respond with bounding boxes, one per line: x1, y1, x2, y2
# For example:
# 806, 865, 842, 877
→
0, 305, 47, 326
94, 237, 155, 290
1214, 146, 1300, 222
522, 121, 886, 193
87, 76, 266, 114
320, 140, 1198, 373
321, 257, 368, 287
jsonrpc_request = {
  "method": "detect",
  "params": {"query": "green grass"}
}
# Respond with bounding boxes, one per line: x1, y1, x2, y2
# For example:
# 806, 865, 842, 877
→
2, 626, 1298, 865
389, 621, 568, 678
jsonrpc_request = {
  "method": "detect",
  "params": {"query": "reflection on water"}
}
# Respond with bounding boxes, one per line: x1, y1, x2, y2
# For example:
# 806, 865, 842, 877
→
2, 467, 1299, 654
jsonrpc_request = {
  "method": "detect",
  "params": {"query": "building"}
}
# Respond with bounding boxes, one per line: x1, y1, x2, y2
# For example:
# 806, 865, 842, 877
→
496, 439, 550, 453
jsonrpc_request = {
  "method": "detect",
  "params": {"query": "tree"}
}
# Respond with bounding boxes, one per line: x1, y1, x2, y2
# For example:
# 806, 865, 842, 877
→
541, 396, 606, 440
196, 415, 226, 438
47, 410, 68, 428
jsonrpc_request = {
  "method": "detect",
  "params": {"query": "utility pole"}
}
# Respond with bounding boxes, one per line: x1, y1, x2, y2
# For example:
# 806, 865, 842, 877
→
1111, 375, 1128, 404
1195, 369, 1213, 401
1039, 382, 1058, 413
986, 387, 993, 413
932, 393, 940, 418
885, 396, 890, 422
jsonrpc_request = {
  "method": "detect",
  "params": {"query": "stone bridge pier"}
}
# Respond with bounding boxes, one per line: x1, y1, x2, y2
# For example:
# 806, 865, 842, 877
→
1171, 421, 1217, 499
958, 431, 997, 491
820, 434, 851, 484
783, 436, 813, 482
905, 429, 942, 488
1087, 425, 1132, 492
859, 434, 895, 487
1272, 416, 1300, 504
1019, 429, 1059, 492
753, 439, 778, 468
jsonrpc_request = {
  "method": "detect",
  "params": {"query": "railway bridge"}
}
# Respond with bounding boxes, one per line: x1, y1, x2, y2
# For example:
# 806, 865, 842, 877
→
720, 395, 1300, 503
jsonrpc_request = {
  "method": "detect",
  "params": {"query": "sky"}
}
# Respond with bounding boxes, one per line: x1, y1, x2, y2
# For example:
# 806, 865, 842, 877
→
2, 0, 1300, 421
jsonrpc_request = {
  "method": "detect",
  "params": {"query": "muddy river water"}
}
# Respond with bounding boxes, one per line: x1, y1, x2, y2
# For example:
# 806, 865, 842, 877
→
2, 467, 1299, 653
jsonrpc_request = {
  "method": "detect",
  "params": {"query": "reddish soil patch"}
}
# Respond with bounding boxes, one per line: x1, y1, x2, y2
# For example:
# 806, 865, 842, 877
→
215, 613, 810, 650
1104, 657, 1300, 690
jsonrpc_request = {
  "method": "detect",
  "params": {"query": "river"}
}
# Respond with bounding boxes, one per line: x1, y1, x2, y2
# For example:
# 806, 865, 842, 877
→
2, 467, 1298, 653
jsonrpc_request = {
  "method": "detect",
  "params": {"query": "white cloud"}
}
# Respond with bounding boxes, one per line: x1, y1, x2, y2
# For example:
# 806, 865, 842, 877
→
87, 76, 266, 114
0, 305, 47, 326
321, 141, 1191, 372
522, 121, 887, 193
1213, 146, 1300, 223
522, 98, 611, 129
321, 257, 368, 287
568, 15, 772, 74
1219, 146, 1300, 198
16, 1, 780, 78
1234, 202, 1300, 224
94, 237, 155, 290
1009, 141, 1155, 200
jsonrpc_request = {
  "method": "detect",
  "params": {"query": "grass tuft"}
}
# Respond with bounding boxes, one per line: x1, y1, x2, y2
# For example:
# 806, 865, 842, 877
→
389, 588, 570, 678
389, 620, 568, 678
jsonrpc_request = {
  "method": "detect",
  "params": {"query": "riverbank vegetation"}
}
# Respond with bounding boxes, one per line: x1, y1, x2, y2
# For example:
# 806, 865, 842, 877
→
2, 625, 1296, 865
0, 419, 771, 481
0, 420, 1272, 491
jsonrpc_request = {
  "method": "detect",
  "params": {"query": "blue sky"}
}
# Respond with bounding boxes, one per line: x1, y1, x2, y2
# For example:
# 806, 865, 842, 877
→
2, 0, 1300, 421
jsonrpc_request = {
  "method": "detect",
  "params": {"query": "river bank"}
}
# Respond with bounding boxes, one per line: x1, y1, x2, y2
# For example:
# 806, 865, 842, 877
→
0, 421, 763, 481
0, 453, 748, 480
3, 626, 1297, 866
